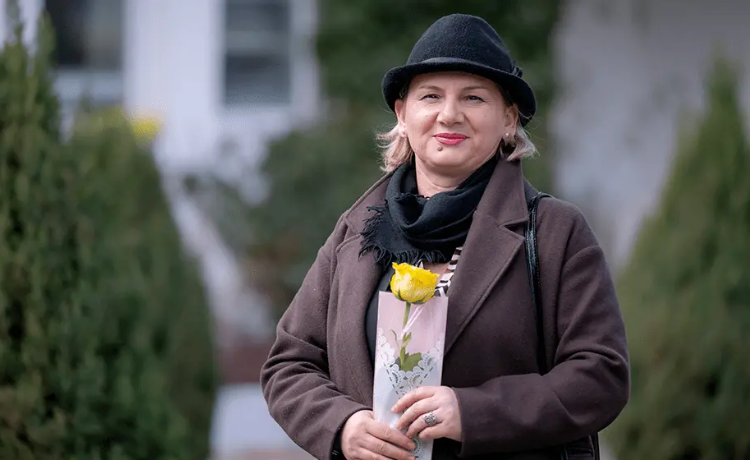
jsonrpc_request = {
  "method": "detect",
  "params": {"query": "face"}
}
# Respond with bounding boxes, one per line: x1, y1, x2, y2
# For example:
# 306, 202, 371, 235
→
394, 71, 517, 179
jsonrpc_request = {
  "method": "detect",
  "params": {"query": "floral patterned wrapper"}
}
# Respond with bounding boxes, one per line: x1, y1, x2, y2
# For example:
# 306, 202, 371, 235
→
372, 292, 449, 460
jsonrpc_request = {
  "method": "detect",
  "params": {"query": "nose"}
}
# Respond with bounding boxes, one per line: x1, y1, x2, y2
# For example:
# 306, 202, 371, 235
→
436, 97, 463, 125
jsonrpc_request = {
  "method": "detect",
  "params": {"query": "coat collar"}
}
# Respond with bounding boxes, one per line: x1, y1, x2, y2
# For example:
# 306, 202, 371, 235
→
472, 156, 529, 228
343, 173, 390, 234
338, 158, 530, 403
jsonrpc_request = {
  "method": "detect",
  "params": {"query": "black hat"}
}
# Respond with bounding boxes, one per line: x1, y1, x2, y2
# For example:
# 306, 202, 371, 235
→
381, 14, 536, 126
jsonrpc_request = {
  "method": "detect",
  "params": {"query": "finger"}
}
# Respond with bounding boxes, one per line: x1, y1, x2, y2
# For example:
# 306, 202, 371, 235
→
366, 419, 416, 451
404, 408, 442, 439
361, 435, 416, 460
392, 386, 437, 414
418, 425, 443, 442
396, 398, 438, 431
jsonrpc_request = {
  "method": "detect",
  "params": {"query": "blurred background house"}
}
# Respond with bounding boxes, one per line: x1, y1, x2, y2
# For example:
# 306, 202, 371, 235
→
5, 0, 748, 458
5, 0, 320, 458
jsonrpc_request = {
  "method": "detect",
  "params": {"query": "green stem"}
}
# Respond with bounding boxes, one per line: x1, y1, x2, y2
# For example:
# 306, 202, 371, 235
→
402, 302, 411, 328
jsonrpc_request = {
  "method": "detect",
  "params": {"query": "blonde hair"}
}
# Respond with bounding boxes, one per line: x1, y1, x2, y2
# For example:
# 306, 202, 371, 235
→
376, 90, 538, 173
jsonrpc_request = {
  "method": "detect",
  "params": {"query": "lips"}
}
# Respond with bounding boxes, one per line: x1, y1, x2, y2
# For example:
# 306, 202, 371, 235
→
434, 133, 468, 146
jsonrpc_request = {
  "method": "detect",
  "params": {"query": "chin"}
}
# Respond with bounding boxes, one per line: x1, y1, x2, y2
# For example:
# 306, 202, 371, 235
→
423, 150, 472, 170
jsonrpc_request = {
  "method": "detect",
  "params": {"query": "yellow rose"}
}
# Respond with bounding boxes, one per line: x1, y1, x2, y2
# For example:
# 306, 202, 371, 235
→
390, 262, 439, 305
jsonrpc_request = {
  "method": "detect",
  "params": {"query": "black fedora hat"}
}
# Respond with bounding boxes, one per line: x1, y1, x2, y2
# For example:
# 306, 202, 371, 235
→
382, 14, 536, 126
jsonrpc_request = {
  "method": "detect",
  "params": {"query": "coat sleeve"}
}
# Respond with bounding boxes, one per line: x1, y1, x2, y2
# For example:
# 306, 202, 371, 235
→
452, 205, 630, 457
260, 217, 370, 460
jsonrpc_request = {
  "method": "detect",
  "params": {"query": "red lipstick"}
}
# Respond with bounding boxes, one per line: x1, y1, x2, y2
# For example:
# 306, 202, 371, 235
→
434, 133, 468, 145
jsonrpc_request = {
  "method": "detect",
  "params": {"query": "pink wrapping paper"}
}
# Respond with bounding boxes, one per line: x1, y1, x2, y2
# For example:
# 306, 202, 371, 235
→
372, 292, 449, 460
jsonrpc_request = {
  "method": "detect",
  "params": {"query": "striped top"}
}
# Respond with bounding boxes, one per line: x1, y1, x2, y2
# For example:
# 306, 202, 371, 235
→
419, 246, 463, 297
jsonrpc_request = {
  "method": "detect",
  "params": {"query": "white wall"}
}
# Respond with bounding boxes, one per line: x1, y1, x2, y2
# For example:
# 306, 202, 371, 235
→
552, 0, 750, 266
125, 0, 222, 172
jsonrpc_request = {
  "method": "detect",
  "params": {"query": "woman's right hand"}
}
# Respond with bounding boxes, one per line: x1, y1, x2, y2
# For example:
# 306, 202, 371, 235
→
341, 410, 416, 460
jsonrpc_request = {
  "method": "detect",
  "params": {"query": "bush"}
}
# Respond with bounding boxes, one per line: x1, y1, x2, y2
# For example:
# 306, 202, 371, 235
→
606, 59, 750, 459
0, 11, 217, 459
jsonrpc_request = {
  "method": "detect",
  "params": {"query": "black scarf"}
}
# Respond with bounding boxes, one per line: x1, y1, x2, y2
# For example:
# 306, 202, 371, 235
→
360, 155, 497, 268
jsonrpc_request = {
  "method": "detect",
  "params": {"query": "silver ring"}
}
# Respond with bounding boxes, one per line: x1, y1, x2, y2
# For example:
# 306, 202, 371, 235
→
423, 411, 438, 427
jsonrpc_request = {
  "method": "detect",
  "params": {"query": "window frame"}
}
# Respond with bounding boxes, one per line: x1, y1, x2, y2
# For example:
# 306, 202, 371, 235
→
44, 0, 125, 108
222, 0, 293, 107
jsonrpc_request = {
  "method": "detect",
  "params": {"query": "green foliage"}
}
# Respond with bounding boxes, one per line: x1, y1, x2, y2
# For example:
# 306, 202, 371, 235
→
0, 11, 216, 459
606, 59, 750, 459
247, 116, 383, 315
246, 0, 562, 318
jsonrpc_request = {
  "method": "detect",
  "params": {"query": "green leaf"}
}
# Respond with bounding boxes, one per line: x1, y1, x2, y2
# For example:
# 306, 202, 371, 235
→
397, 352, 423, 372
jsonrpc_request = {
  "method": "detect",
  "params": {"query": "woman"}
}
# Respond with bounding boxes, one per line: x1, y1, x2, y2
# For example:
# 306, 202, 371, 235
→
261, 13, 629, 460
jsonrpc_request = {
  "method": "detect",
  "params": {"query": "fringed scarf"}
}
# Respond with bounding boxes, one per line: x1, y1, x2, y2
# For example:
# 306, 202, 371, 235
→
360, 156, 497, 269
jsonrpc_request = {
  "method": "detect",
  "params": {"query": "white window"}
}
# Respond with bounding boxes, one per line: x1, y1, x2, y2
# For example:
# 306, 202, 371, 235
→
223, 0, 291, 105
45, 0, 124, 108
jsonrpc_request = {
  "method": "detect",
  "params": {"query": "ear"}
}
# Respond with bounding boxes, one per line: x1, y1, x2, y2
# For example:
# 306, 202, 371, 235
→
503, 104, 519, 136
394, 98, 409, 137
394, 98, 407, 126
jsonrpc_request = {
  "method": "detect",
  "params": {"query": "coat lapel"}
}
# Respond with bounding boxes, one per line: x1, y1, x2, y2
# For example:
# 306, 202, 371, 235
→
443, 216, 524, 354
443, 160, 530, 355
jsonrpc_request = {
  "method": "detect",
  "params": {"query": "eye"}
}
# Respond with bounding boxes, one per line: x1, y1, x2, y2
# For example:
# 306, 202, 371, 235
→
466, 95, 485, 102
420, 93, 440, 100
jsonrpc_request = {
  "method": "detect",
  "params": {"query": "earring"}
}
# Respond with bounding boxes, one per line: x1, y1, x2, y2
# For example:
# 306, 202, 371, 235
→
500, 131, 516, 154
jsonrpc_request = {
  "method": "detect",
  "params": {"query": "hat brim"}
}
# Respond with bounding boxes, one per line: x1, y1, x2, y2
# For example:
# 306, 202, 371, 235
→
381, 57, 536, 126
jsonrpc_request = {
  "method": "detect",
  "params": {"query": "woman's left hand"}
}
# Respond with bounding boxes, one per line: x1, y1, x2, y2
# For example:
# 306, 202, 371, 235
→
392, 386, 462, 442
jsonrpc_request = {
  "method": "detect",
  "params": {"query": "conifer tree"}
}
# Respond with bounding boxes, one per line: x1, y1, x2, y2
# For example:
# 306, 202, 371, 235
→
0, 7, 217, 458
607, 59, 750, 459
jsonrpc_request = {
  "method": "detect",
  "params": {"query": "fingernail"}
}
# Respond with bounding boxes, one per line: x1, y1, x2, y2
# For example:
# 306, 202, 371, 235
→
409, 442, 416, 450
391, 405, 397, 412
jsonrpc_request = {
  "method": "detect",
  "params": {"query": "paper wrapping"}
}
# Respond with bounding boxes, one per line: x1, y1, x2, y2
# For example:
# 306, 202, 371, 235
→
372, 292, 449, 460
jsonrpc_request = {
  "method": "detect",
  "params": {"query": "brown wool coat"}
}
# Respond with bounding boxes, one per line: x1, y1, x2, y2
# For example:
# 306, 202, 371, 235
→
260, 159, 630, 460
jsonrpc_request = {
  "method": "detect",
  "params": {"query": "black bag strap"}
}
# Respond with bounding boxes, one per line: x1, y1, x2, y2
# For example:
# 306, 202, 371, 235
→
525, 191, 550, 374
524, 190, 600, 460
